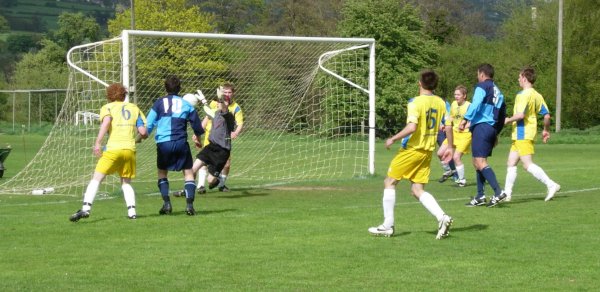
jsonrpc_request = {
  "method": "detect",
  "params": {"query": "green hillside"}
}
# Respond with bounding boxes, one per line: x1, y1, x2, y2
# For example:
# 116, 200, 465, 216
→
0, 0, 122, 33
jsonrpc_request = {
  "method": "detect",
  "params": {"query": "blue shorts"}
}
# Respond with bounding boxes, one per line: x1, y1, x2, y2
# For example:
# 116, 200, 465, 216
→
470, 123, 497, 158
156, 140, 193, 171
436, 129, 446, 146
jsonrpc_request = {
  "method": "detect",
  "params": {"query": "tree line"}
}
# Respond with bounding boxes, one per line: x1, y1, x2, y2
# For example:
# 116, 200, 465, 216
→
0, 0, 598, 132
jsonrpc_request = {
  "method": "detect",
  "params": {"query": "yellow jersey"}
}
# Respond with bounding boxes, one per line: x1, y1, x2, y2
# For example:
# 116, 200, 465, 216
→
401, 94, 447, 151
99, 101, 146, 151
204, 100, 243, 145
511, 88, 548, 141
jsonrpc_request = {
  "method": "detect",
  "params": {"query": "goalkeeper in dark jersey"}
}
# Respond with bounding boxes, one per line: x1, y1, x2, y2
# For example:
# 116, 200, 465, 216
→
191, 94, 236, 189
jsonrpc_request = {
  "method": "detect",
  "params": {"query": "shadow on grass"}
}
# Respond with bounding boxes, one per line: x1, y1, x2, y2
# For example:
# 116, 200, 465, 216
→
214, 190, 269, 199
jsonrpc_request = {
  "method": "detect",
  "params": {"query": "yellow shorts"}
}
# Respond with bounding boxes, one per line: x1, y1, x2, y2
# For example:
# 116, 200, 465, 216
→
387, 148, 432, 184
442, 131, 471, 154
510, 140, 535, 156
95, 149, 137, 179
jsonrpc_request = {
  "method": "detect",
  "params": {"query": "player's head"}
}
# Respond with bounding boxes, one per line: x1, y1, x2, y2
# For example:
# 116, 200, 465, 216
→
106, 83, 127, 102
454, 85, 468, 102
221, 82, 235, 104
165, 75, 181, 95
419, 69, 438, 91
519, 67, 536, 85
477, 63, 494, 80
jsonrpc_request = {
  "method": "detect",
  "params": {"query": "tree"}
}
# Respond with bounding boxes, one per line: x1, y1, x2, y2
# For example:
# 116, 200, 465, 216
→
193, 0, 266, 34
52, 12, 103, 50
256, 0, 342, 36
338, 0, 439, 136
0, 15, 9, 33
108, 0, 214, 36
12, 39, 67, 89
108, 0, 222, 96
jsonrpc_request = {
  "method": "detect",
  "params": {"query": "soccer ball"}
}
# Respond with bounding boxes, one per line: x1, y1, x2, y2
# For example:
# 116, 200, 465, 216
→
182, 93, 198, 106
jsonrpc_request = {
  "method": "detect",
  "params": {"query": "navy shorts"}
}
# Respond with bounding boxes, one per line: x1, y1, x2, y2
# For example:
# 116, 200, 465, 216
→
470, 123, 497, 158
196, 143, 230, 177
156, 140, 193, 171
436, 129, 446, 146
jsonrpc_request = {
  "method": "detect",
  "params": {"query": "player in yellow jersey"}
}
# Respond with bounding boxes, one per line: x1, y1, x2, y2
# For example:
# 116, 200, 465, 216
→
503, 67, 560, 202
70, 83, 148, 222
438, 85, 472, 187
368, 69, 453, 240
195, 82, 244, 193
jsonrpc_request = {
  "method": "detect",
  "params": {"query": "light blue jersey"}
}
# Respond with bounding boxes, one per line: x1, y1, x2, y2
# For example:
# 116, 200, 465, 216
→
146, 94, 204, 143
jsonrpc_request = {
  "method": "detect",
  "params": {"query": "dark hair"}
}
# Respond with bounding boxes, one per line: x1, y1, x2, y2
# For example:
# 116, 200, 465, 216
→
420, 69, 438, 91
164, 75, 181, 94
106, 83, 127, 102
520, 67, 536, 84
478, 63, 495, 79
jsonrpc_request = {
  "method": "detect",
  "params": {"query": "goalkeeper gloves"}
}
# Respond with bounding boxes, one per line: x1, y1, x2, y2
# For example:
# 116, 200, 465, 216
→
195, 90, 207, 105
216, 86, 224, 99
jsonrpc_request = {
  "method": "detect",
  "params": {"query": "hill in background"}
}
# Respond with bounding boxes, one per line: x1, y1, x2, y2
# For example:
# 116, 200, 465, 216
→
0, 0, 127, 33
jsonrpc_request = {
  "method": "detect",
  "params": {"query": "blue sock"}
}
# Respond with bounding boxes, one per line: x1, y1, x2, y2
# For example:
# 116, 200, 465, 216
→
476, 170, 486, 198
158, 178, 170, 202
481, 166, 501, 196
184, 180, 196, 208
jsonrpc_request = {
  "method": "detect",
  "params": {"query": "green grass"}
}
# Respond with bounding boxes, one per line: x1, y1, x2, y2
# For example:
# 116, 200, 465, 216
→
0, 134, 598, 290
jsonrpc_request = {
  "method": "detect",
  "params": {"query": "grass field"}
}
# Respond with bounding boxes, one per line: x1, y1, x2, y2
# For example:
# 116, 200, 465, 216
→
0, 133, 599, 290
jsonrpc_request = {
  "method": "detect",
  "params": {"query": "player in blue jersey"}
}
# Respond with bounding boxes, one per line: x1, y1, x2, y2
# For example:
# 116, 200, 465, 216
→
145, 75, 204, 216
69, 83, 147, 222
503, 67, 560, 202
368, 69, 453, 240
459, 63, 507, 207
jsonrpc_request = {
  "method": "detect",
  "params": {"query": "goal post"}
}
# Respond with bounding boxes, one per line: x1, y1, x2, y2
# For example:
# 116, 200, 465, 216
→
0, 30, 376, 195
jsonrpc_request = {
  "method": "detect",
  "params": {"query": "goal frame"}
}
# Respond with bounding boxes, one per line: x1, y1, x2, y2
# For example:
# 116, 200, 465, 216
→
72, 29, 377, 175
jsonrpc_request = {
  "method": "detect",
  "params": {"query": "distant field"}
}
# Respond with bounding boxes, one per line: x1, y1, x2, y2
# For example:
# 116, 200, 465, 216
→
1, 0, 115, 32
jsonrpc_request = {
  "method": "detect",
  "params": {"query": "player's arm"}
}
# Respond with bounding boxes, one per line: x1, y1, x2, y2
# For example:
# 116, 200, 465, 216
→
504, 112, 525, 124
231, 106, 244, 139
94, 116, 111, 157
459, 87, 484, 130
542, 113, 551, 143
385, 122, 416, 150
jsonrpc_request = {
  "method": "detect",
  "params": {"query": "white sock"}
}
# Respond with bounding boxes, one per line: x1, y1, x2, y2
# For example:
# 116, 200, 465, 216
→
441, 162, 450, 172
527, 164, 554, 187
505, 166, 518, 196
382, 189, 396, 228
456, 164, 465, 180
122, 183, 136, 217
82, 179, 100, 211
197, 168, 207, 188
219, 174, 227, 187
419, 192, 444, 222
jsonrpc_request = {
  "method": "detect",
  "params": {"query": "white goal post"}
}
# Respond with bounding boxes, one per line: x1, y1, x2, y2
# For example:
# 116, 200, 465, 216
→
0, 30, 376, 194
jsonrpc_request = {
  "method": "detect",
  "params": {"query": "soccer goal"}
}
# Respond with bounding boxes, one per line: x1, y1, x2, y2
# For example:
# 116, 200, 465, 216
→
0, 30, 375, 195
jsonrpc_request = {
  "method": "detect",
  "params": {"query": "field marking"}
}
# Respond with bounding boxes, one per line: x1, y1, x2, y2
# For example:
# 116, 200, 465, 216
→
0, 187, 598, 211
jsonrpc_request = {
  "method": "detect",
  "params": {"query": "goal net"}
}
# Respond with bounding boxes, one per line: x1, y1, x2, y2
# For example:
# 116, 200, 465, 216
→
0, 30, 375, 195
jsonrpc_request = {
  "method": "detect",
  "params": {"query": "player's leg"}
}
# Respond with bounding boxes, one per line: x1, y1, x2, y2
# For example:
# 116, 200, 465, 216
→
121, 177, 137, 219
411, 183, 453, 240
119, 150, 138, 219
437, 142, 453, 182
218, 158, 231, 191
368, 176, 398, 237
70, 151, 117, 222
183, 168, 197, 215
196, 165, 208, 194
70, 170, 106, 222
157, 169, 172, 214
454, 151, 466, 186
519, 149, 560, 201
504, 142, 521, 201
